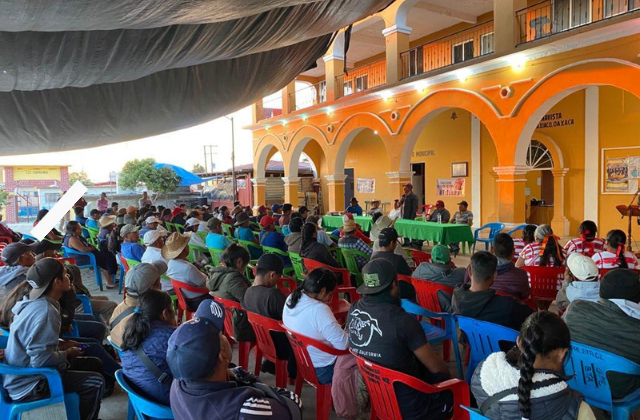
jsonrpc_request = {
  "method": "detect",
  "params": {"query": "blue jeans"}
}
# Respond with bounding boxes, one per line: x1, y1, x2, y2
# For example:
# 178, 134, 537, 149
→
315, 362, 335, 385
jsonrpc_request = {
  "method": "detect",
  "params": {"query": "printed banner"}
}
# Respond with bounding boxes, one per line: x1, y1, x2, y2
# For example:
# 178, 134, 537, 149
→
628, 156, 640, 179
356, 178, 375, 194
437, 178, 465, 197
13, 166, 61, 181
605, 157, 629, 192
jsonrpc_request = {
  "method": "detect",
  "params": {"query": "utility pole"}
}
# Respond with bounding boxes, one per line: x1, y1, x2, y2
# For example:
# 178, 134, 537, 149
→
224, 116, 236, 201
203, 145, 218, 173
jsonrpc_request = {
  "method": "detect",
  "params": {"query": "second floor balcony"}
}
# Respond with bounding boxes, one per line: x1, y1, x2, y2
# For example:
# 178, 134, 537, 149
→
336, 59, 387, 99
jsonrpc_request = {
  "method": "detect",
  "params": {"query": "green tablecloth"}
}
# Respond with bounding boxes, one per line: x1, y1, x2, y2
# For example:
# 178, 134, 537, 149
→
394, 219, 475, 244
321, 215, 373, 232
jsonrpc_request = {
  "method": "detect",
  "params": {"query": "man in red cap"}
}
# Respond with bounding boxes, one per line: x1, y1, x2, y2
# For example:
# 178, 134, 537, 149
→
427, 200, 451, 223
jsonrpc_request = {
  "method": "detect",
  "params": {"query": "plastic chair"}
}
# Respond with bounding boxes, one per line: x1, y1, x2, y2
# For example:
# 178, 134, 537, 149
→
288, 252, 306, 282
115, 370, 174, 420
473, 223, 505, 252
237, 239, 263, 260
409, 249, 432, 265
262, 246, 295, 277
164, 222, 175, 233
277, 277, 297, 296
522, 266, 564, 302
411, 278, 453, 314
208, 248, 225, 267
303, 259, 351, 286
461, 405, 491, 419
506, 224, 531, 237
187, 244, 208, 264
62, 246, 104, 291
564, 341, 640, 419
456, 316, 519, 383
284, 328, 349, 420
116, 253, 128, 294
213, 297, 260, 375
221, 223, 233, 237
246, 311, 292, 388
354, 353, 470, 420
0, 336, 81, 420
76, 294, 93, 316
401, 299, 463, 380
169, 278, 209, 322
339, 248, 370, 286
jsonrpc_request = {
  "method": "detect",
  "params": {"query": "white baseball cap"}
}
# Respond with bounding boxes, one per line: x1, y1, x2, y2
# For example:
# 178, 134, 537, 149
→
567, 253, 599, 281
185, 217, 201, 227
144, 229, 168, 246
145, 216, 163, 225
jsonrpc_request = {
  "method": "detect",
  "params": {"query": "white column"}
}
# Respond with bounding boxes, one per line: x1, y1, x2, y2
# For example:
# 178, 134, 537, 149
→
471, 115, 481, 227
584, 86, 599, 223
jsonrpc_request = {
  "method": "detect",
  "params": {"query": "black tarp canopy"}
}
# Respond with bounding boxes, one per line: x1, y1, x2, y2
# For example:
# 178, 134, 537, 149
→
0, 0, 391, 155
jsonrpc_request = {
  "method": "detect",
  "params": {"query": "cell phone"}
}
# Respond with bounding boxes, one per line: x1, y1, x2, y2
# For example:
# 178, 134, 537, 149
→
76, 344, 90, 352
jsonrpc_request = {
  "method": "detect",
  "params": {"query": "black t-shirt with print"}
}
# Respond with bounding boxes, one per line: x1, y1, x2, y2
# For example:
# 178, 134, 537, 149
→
347, 296, 452, 420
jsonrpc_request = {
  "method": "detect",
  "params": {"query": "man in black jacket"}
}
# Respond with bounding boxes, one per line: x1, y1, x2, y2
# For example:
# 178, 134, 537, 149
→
399, 183, 419, 247
452, 251, 532, 331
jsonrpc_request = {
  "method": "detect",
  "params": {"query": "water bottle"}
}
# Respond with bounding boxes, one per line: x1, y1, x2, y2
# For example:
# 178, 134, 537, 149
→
437, 213, 442, 224
422, 212, 426, 222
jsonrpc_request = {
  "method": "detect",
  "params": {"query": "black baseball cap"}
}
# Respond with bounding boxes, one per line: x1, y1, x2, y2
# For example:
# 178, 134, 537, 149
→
1, 241, 38, 266
26, 258, 64, 300
256, 253, 284, 275
457, 201, 469, 206
357, 259, 397, 295
600, 269, 640, 303
378, 227, 399, 244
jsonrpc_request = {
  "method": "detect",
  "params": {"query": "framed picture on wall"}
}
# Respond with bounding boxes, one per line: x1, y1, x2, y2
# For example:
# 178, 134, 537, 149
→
452, 162, 468, 177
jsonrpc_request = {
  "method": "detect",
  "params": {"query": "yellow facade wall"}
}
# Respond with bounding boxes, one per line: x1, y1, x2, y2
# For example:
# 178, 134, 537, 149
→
344, 130, 391, 208
410, 109, 473, 210
599, 86, 640, 242
480, 125, 498, 224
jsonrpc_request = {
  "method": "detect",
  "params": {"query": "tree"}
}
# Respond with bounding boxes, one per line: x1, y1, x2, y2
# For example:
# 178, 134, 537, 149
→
68, 171, 94, 186
119, 158, 181, 194
0, 188, 9, 207
192, 163, 205, 174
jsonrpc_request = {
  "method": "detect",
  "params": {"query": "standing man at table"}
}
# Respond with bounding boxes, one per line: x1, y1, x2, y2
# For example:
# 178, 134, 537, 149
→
399, 183, 419, 247
449, 200, 473, 257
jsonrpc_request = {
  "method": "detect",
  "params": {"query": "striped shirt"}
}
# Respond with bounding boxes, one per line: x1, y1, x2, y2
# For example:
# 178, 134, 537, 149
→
592, 251, 639, 269
519, 242, 560, 267
564, 238, 606, 258
513, 238, 526, 260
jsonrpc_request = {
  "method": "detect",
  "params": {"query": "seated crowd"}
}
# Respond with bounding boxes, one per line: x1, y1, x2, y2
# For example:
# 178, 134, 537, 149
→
1, 194, 639, 420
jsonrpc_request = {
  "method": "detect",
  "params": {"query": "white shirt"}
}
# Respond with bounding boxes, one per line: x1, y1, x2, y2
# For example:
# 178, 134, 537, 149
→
141, 247, 172, 291
388, 208, 401, 221
166, 259, 207, 299
282, 294, 348, 368
564, 238, 605, 258
592, 251, 638, 269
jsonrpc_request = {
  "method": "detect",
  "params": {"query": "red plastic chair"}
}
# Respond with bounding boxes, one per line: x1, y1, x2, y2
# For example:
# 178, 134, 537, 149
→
284, 328, 349, 420
169, 278, 209, 322
409, 250, 432, 265
277, 277, 297, 297
522, 266, 564, 302
213, 296, 260, 376
411, 278, 454, 361
494, 290, 538, 312
303, 258, 350, 286
397, 274, 412, 284
246, 311, 294, 388
354, 354, 470, 420
56, 257, 77, 266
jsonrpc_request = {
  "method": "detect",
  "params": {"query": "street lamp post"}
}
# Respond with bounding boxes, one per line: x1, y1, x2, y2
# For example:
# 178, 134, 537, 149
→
224, 116, 236, 201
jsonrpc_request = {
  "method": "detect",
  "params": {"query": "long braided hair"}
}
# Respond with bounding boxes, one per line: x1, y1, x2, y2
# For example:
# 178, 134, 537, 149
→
606, 229, 628, 269
535, 225, 564, 267
287, 267, 337, 309
578, 220, 598, 256
508, 312, 571, 419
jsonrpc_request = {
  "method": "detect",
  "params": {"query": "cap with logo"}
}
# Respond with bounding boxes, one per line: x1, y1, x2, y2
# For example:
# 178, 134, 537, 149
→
167, 300, 225, 381
357, 259, 397, 295
125, 261, 168, 297
431, 244, 451, 265
26, 258, 64, 300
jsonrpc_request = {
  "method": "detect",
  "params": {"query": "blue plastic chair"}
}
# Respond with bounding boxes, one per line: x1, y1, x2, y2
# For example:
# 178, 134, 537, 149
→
0, 336, 81, 420
473, 223, 505, 252
455, 316, 519, 383
461, 405, 491, 419
62, 246, 104, 291
115, 370, 174, 420
76, 294, 93, 316
116, 252, 127, 294
506, 224, 533, 236
402, 299, 464, 380
564, 341, 640, 419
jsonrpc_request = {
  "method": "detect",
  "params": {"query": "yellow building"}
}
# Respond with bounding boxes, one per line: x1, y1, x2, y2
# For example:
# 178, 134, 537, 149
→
248, 0, 640, 242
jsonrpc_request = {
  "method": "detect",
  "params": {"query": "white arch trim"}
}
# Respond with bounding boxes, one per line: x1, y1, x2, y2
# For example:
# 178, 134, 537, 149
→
331, 111, 393, 145
530, 132, 564, 169
287, 137, 327, 178
255, 142, 283, 179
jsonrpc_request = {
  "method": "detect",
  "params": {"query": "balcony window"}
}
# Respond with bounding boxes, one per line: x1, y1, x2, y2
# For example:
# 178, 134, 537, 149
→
480, 32, 494, 55
355, 75, 369, 92
452, 39, 474, 64
318, 81, 326, 104
604, 0, 638, 17
553, 0, 591, 31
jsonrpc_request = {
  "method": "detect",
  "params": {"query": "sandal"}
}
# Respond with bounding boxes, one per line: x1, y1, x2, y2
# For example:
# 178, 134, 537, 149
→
106, 283, 117, 289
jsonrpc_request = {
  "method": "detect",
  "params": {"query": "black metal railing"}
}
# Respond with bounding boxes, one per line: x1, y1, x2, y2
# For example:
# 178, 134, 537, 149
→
400, 20, 494, 79
517, 0, 640, 44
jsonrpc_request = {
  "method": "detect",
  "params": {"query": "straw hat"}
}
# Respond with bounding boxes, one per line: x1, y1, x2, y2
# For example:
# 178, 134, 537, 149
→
161, 232, 192, 260
98, 215, 117, 228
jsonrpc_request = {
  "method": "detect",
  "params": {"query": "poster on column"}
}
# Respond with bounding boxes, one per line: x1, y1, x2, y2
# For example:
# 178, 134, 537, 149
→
356, 178, 375, 194
605, 157, 629, 192
436, 178, 466, 197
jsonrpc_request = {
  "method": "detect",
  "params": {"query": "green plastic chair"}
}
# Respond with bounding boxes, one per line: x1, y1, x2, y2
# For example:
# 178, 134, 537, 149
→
340, 248, 370, 286
221, 223, 233, 237
124, 258, 140, 272
262, 246, 295, 277
174, 223, 185, 234
208, 248, 226, 267
188, 244, 209, 264
196, 231, 208, 241
288, 252, 306, 282
164, 222, 175, 233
